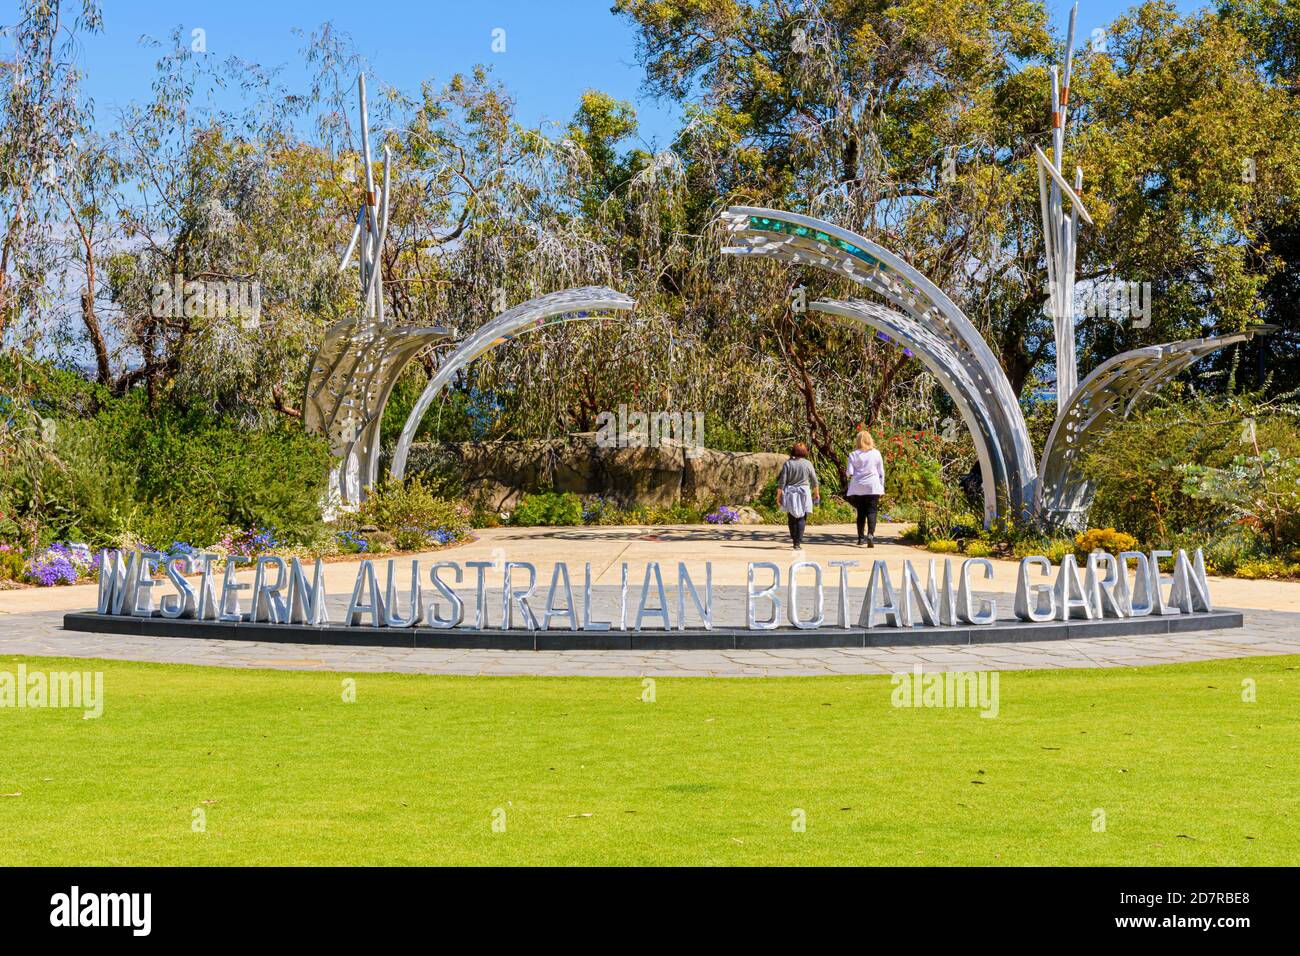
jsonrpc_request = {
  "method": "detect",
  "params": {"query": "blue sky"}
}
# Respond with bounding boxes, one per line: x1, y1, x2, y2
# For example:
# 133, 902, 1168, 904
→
3, 0, 1205, 147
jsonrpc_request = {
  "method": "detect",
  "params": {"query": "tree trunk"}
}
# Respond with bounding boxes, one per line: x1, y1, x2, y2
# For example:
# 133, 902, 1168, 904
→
776, 314, 842, 492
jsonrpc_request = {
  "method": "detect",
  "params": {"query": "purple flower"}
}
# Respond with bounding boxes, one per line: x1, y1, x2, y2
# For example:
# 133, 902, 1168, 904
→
705, 506, 741, 525
24, 553, 79, 586
337, 530, 368, 553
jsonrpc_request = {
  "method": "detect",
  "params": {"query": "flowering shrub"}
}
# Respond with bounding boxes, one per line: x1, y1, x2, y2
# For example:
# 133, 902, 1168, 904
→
23, 542, 94, 586
911, 488, 976, 544
510, 491, 583, 526
360, 479, 471, 536
875, 426, 946, 505
705, 505, 740, 525
1073, 527, 1139, 559
163, 540, 199, 561
216, 527, 279, 559
964, 540, 994, 558
580, 495, 612, 524
1013, 537, 1074, 566
927, 538, 959, 554
1235, 558, 1300, 580
0, 542, 27, 580
337, 530, 368, 554
1179, 447, 1300, 552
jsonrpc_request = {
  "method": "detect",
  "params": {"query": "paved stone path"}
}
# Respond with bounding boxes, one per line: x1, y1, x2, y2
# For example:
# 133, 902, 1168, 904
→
3, 603, 1298, 676
2, 525, 1297, 676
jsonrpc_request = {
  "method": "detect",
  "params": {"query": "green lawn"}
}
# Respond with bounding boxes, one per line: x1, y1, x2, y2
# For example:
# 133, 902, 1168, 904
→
1, 653, 1297, 865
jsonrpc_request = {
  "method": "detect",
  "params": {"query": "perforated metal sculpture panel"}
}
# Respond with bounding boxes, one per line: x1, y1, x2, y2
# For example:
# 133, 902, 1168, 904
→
1035, 330, 1270, 528
303, 318, 452, 511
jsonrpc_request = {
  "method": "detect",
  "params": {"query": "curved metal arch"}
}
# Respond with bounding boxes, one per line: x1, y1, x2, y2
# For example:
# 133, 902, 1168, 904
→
721, 206, 1038, 520
390, 286, 637, 481
304, 318, 453, 511
811, 299, 1008, 524
1036, 328, 1272, 528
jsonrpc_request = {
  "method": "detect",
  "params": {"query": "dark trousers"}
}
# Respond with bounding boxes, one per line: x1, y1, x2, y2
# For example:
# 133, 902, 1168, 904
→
846, 493, 881, 540
787, 514, 807, 548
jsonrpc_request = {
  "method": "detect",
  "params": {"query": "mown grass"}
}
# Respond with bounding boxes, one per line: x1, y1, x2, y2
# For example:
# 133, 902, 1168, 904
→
1, 654, 1297, 865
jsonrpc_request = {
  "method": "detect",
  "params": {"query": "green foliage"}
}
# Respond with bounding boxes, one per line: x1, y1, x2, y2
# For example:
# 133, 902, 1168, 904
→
1082, 391, 1300, 554
366, 531, 395, 554
1179, 447, 1300, 551
1234, 557, 1300, 579
1191, 527, 1268, 576
379, 368, 483, 448
1013, 536, 1075, 566
582, 497, 705, 526
66, 396, 327, 546
359, 477, 470, 538
908, 482, 982, 544
469, 505, 504, 529
752, 477, 779, 510
394, 527, 430, 551
510, 491, 584, 527
806, 497, 856, 525
0, 385, 330, 549
1080, 412, 1226, 545
703, 420, 761, 453
875, 428, 947, 506
0, 545, 25, 580
1073, 527, 1140, 559
399, 442, 466, 499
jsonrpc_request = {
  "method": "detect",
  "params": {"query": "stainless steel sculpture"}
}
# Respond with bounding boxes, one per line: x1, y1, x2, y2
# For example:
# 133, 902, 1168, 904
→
304, 317, 451, 508
1038, 3, 1085, 411
722, 202, 1271, 530
389, 286, 637, 481
718, 6, 1271, 531
721, 206, 1039, 523
303, 74, 452, 511
1035, 329, 1271, 526
1026, 6, 1270, 528
308, 39, 1273, 528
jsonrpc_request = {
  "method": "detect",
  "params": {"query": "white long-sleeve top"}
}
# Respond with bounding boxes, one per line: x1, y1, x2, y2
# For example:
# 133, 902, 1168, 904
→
845, 448, 885, 496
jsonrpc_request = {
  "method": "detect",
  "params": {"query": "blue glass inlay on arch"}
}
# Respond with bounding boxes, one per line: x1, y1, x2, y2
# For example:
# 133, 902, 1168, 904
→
748, 215, 888, 272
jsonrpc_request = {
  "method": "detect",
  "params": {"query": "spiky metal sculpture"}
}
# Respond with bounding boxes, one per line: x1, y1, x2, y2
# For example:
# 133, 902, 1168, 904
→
720, 6, 1271, 533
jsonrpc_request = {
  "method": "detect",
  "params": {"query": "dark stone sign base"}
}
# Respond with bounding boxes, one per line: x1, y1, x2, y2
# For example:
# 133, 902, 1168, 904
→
62, 609, 1245, 651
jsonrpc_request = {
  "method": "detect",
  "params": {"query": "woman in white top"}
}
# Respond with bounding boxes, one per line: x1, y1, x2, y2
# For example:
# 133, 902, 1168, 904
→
844, 429, 885, 547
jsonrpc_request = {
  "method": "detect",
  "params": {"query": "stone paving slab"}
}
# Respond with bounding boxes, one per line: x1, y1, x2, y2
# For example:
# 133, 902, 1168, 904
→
0, 603, 1296, 676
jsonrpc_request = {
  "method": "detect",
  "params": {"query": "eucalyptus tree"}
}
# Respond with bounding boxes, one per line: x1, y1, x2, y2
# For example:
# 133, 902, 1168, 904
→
105, 28, 358, 416
1211, 0, 1300, 392
616, 0, 1300, 441
614, 0, 1053, 472
0, 0, 102, 353
1068, 1, 1300, 377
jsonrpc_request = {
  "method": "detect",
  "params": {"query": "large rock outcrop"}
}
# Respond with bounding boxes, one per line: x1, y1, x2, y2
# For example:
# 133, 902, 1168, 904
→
404, 434, 785, 511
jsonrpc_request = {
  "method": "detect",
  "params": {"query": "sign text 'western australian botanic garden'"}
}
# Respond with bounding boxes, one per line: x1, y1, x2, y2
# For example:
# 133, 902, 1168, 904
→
91, 548, 1216, 633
